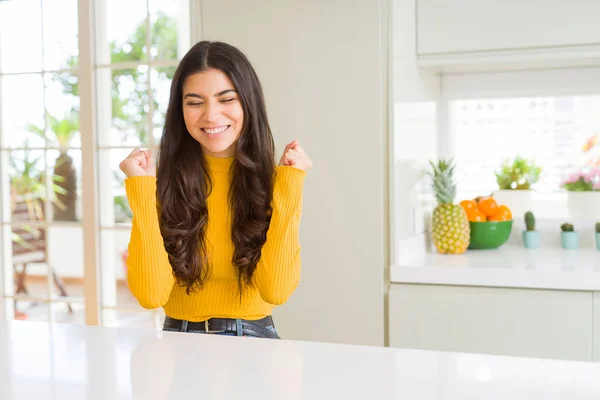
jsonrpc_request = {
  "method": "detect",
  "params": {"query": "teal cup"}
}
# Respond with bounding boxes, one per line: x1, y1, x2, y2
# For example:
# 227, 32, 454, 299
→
522, 231, 540, 249
561, 232, 579, 249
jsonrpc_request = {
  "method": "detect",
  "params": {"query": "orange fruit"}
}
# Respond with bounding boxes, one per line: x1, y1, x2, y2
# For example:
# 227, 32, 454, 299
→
460, 200, 477, 213
488, 213, 510, 221
494, 205, 512, 220
467, 208, 487, 222
477, 197, 499, 217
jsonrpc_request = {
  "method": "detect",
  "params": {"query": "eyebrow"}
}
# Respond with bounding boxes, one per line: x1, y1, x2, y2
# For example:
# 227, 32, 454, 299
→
183, 89, 237, 99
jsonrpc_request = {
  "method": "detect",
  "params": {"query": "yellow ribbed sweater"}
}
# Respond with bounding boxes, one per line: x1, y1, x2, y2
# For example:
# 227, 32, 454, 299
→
124, 155, 305, 321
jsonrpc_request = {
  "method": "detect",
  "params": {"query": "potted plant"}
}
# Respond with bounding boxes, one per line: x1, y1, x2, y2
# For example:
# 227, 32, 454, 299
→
26, 111, 79, 221
560, 223, 578, 250
10, 146, 67, 243
561, 168, 600, 220
493, 156, 541, 218
595, 222, 600, 251
522, 211, 540, 249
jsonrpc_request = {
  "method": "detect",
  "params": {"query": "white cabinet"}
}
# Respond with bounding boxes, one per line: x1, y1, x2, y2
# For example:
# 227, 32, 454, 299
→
594, 292, 600, 362
417, 0, 600, 56
389, 284, 594, 362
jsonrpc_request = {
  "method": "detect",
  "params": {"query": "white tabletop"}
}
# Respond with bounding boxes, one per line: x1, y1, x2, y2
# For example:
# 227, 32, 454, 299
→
391, 245, 600, 291
1, 320, 600, 399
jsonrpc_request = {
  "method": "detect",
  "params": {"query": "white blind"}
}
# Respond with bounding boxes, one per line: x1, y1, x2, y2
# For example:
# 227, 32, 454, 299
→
450, 95, 600, 194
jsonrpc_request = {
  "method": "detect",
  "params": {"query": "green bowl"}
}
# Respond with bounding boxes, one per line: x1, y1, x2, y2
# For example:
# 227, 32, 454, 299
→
468, 220, 513, 250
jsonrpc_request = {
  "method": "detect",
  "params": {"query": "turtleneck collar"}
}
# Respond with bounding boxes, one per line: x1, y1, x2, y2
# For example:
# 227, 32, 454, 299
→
204, 154, 234, 173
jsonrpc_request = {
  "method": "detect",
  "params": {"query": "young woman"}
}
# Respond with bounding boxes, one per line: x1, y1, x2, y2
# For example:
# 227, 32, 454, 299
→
119, 41, 311, 339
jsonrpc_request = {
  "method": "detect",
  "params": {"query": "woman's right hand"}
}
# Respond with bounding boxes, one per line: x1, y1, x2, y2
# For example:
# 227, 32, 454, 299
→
119, 148, 156, 178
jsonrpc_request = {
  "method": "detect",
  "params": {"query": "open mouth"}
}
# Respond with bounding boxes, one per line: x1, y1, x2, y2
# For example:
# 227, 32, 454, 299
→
202, 125, 230, 135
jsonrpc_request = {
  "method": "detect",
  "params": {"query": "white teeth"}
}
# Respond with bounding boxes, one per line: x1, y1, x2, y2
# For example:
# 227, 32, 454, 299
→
203, 126, 229, 134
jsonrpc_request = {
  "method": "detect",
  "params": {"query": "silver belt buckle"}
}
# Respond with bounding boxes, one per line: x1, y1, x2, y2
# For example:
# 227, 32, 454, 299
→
204, 320, 225, 334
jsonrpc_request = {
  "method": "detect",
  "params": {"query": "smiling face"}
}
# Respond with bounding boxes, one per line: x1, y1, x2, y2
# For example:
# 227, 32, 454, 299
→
181, 68, 244, 158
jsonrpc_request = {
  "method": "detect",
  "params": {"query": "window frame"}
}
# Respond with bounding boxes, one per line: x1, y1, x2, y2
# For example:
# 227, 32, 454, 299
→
0, 0, 201, 326
439, 66, 600, 220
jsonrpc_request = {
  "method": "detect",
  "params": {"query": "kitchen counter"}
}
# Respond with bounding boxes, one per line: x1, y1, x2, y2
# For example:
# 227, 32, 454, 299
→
391, 245, 600, 291
2, 320, 600, 399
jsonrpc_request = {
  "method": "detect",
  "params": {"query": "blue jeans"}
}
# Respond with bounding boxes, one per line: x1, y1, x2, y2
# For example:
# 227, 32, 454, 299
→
162, 316, 280, 339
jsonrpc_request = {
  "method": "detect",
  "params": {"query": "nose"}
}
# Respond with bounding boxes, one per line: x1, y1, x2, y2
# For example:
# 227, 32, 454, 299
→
204, 101, 221, 123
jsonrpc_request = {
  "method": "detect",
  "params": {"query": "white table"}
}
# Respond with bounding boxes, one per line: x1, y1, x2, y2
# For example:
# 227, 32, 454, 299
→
1, 320, 600, 399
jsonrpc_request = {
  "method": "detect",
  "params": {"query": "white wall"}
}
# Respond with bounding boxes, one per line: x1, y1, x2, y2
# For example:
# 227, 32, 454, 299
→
391, 0, 440, 260
199, 0, 388, 346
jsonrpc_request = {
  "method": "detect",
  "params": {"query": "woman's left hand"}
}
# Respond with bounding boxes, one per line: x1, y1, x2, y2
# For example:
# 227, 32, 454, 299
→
279, 140, 313, 172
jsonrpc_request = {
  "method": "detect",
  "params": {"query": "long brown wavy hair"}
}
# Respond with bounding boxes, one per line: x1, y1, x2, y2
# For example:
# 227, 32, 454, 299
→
156, 41, 275, 294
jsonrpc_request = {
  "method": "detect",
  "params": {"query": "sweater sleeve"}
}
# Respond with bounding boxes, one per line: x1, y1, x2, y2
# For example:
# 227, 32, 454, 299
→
253, 166, 306, 305
124, 176, 175, 309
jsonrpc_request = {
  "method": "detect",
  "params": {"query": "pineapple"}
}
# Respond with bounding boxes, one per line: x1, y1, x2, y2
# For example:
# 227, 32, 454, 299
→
428, 159, 470, 254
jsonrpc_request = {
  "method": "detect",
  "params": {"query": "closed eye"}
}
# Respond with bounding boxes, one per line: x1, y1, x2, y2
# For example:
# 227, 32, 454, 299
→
220, 98, 235, 103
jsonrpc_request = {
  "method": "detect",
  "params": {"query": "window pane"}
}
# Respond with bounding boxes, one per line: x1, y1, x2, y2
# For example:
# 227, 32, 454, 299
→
11, 188, 50, 305
42, 0, 79, 70
101, 228, 153, 311
11, 227, 84, 313
45, 73, 81, 148
10, 165, 83, 304
0, 0, 43, 73
47, 149, 82, 222
8, 147, 50, 301
8, 149, 47, 223
13, 298, 49, 322
98, 149, 138, 227
150, 0, 190, 60
97, 67, 150, 146
151, 66, 176, 143
51, 301, 85, 324
0, 153, 8, 223
451, 96, 600, 194
101, 0, 149, 64
12, 222, 50, 300
0, 74, 46, 148
46, 225, 84, 299
7, 148, 82, 223
100, 228, 128, 306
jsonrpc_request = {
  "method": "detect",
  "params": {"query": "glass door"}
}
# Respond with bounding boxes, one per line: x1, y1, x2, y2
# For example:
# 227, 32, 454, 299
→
94, 0, 190, 329
0, 0, 192, 328
0, 0, 84, 323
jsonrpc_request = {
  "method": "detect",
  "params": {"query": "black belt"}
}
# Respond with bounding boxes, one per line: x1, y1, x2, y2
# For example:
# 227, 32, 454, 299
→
163, 315, 278, 338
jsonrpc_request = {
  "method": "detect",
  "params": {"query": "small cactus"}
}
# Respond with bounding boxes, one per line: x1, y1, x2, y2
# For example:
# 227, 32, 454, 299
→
596, 222, 600, 233
561, 223, 574, 232
524, 211, 535, 231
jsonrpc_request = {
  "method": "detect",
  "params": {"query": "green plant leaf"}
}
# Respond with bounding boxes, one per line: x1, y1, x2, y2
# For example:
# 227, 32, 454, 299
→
494, 155, 542, 190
